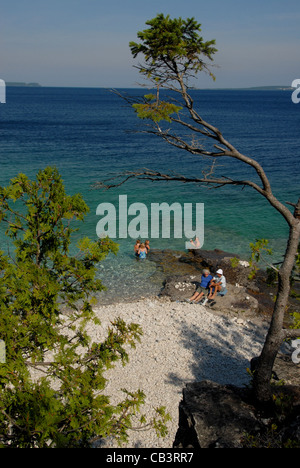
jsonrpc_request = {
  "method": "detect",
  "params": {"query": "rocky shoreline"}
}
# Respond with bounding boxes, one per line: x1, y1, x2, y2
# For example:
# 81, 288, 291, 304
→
89, 247, 300, 448
91, 296, 269, 448
147, 247, 300, 320
90, 295, 299, 448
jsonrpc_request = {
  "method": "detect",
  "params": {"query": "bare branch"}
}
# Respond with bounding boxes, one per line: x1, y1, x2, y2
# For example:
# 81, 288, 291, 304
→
283, 329, 300, 339
92, 168, 264, 193
286, 201, 297, 208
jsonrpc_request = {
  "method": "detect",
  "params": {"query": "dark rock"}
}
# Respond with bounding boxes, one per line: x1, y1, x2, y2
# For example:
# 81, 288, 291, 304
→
173, 379, 300, 449
251, 352, 300, 387
186, 248, 254, 288
148, 249, 202, 277
160, 275, 259, 315
160, 274, 202, 302
148, 248, 277, 316
173, 381, 262, 448
273, 353, 300, 387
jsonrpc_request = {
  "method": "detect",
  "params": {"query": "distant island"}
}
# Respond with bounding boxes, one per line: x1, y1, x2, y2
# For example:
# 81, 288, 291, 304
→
247, 85, 293, 91
198, 85, 293, 91
6, 82, 42, 87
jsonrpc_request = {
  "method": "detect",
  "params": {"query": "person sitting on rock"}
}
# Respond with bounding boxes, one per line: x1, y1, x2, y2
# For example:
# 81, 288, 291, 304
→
208, 269, 227, 301
186, 269, 213, 303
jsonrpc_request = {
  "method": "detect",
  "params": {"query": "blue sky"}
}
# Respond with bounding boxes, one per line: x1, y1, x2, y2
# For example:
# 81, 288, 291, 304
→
1, 0, 299, 88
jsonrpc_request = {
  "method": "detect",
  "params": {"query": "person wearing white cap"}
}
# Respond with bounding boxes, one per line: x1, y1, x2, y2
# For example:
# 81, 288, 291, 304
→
208, 269, 226, 301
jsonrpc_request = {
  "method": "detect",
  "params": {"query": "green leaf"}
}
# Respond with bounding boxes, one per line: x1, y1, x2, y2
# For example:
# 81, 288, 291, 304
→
133, 99, 182, 123
0, 167, 164, 448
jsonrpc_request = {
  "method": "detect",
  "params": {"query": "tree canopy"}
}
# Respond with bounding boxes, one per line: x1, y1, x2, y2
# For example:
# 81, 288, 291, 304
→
106, 14, 300, 405
0, 167, 168, 447
129, 14, 217, 82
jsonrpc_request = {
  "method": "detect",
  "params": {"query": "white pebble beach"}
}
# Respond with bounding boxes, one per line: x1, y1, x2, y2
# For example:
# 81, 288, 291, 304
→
88, 296, 268, 448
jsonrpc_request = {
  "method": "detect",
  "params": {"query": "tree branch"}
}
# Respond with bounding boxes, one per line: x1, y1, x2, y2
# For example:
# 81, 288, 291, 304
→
93, 168, 264, 194
283, 329, 300, 339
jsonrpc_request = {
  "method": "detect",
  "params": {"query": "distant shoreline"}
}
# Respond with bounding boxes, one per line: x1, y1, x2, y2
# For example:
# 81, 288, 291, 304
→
6, 82, 42, 87
206, 86, 293, 91
5, 82, 292, 91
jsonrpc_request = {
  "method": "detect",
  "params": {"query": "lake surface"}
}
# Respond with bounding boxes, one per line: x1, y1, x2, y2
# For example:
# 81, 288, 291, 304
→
0, 87, 299, 302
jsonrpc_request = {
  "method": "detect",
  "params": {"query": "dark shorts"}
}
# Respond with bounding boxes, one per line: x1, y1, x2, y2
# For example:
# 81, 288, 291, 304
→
196, 285, 207, 294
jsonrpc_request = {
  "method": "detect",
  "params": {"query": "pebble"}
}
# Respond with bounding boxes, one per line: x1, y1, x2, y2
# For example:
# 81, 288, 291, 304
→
88, 296, 268, 448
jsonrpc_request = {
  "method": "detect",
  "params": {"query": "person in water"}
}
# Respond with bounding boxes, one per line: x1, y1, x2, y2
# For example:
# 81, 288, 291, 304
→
138, 243, 147, 259
145, 239, 150, 253
134, 239, 141, 257
190, 236, 200, 249
189, 236, 201, 256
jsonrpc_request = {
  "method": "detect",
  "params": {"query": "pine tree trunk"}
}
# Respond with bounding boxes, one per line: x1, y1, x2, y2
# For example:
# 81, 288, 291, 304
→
253, 216, 300, 404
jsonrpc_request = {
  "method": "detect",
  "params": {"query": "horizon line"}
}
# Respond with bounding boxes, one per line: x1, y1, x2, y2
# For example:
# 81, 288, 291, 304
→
5, 82, 293, 91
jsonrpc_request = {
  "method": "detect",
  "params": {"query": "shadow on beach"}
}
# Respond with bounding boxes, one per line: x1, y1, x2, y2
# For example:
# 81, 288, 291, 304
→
165, 314, 268, 388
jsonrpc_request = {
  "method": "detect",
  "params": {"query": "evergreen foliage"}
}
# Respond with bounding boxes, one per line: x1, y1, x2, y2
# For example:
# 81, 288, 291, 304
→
128, 13, 217, 130
129, 14, 217, 79
115, 13, 300, 403
0, 167, 167, 447
132, 94, 182, 122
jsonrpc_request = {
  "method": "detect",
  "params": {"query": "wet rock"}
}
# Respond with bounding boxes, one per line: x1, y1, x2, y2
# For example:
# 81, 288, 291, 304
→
148, 248, 260, 291
148, 249, 201, 277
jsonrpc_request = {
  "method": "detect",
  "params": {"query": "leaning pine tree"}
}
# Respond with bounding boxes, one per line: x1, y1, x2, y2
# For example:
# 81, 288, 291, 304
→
105, 14, 300, 404
0, 167, 168, 448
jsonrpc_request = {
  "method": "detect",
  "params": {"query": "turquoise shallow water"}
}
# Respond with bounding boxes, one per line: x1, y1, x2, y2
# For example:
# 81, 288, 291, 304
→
0, 87, 299, 302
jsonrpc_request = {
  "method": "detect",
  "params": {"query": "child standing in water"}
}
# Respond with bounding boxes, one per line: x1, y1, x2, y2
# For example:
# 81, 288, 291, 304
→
138, 243, 147, 259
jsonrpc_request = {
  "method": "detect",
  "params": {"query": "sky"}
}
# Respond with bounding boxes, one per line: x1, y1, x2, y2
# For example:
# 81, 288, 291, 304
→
1, 0, 300, 88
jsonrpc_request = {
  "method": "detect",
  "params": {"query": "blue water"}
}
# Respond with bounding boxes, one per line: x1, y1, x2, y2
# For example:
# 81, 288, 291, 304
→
0, 87, 299, 302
